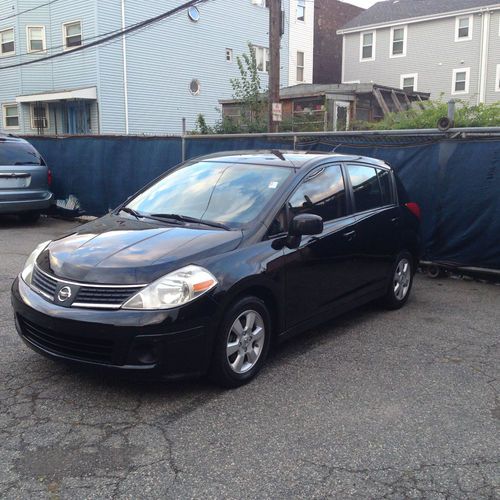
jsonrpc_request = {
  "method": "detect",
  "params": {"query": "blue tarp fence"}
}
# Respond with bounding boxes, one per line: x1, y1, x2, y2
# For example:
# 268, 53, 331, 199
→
25, 134, 500, 270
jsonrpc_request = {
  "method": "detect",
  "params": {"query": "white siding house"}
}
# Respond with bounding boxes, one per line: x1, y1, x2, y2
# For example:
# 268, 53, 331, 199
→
338, 0, 500, 105
0, 0, 314, 135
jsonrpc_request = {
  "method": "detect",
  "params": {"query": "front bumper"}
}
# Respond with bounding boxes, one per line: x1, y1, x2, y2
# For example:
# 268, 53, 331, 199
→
11, 277, 218, 379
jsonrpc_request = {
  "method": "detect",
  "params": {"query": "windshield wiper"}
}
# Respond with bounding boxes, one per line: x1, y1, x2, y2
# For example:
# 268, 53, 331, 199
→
119, 207, 143, 220
150, 213, 231, 230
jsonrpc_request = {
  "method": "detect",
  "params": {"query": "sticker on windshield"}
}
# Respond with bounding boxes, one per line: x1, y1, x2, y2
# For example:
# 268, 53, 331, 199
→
268, 181, 279, 189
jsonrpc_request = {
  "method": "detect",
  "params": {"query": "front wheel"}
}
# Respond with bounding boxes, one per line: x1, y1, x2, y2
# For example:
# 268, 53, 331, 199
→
209, 296, 271, 388
379, 252, 414, 310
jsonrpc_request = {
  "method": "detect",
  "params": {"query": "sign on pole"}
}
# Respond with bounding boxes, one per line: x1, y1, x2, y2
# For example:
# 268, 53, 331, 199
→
272, 102, 282, 122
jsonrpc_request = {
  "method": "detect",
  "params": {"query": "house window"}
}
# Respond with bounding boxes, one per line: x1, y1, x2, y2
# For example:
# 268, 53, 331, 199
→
455, 15, 473, 41
400, 74, 418, 92
452, 68, 470, 94
296, 51, 305, 82
27, 26, 46, 53
226, 48, 233, 62
0, 28, 15, 56
30, 103, 49, 129
252, 45, 270, 72
297, 0, 305, 21
495, 64, 500, 92
390, 26, 407, 57
2, 104, 19, 129
63, 21, 82, 50
360, 31, 375, 61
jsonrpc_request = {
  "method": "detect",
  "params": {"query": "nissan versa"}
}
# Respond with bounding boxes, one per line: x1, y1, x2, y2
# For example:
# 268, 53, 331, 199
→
11, 151, 421, 387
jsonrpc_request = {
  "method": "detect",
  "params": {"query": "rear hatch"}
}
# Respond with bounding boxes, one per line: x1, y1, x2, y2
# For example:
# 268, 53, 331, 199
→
0, 139, 49, 201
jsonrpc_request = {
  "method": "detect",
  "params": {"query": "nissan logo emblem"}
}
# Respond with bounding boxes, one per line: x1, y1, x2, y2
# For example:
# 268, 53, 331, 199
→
58, 286, 72, 302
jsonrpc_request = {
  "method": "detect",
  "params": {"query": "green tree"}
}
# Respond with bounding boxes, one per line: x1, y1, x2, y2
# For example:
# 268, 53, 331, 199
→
229, 43, 268, 132
193, 44, 268, 134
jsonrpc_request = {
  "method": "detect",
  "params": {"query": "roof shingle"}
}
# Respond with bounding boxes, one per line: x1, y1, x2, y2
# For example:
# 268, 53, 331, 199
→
341, 0, 499, 30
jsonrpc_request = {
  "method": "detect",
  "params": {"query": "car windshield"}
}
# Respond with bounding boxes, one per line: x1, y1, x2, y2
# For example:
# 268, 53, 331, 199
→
127, 161, 292, 228
0, 142, 43, 166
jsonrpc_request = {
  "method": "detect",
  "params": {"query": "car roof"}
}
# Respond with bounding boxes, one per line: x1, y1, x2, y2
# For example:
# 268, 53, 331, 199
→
0, 133, 28, 144
194, 150, 389, 169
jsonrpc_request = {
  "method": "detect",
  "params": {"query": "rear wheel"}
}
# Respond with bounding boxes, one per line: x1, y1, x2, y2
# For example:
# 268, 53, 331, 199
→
19, 211, 41, 224
379, 252, 414, 310
210, 296, 271, 388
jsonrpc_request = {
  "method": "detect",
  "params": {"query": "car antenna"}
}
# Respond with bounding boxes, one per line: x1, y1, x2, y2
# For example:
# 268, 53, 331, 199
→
331, 144, 344, 153
270, 149, 286, 161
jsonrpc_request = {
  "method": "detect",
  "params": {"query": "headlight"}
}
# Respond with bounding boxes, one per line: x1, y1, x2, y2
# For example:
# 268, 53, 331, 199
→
21, 240, 51, 285
122, 265, 218, 310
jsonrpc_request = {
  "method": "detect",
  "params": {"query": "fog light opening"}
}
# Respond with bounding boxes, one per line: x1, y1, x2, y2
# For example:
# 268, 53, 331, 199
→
134, 343, 160, 365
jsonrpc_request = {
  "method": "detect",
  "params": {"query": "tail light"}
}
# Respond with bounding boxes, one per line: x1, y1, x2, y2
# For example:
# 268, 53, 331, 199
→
405, 202, 421, 220
47, 169, 52, 187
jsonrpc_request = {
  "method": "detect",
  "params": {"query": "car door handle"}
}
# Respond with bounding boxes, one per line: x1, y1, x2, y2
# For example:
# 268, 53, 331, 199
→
391, 217, 401, 225
342, 230, 357, 241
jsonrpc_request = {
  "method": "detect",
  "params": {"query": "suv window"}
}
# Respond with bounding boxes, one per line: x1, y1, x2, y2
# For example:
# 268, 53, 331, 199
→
288, 165, 347, 222
347, 164, 383, 212
0, 141, 43, 166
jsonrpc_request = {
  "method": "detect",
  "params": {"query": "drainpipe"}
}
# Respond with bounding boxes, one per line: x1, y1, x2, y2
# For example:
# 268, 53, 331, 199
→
121, 0, 130, 134
478, 9, 490, 104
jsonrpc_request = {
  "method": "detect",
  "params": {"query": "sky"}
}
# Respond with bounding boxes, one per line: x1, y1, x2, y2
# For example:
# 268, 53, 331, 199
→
340, 0, 380, 8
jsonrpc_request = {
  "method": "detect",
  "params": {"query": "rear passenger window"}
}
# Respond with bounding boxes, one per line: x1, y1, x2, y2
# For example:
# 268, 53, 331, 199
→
288, 165, 347, 222
378, 169, 394, 206
347, 164, 383, 212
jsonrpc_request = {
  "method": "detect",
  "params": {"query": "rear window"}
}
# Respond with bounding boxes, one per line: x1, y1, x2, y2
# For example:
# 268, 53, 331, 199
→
347, 164, 395, 212
0, 141, 43, 166
347, 164, 383, 212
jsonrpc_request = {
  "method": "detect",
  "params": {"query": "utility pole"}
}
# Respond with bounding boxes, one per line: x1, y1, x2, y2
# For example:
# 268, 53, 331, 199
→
268, 0, 281, 133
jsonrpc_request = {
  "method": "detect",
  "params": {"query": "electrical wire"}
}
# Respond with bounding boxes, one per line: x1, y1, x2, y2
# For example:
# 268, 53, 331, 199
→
0, 0, 208, 71
0, 0, 65, 22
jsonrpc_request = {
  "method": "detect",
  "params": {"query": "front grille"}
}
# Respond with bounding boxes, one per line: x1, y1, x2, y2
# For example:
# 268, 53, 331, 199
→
19, 316, 115, 364
32, 266, 57, 300
31, 265, 145, 308
74, 286, 143, 306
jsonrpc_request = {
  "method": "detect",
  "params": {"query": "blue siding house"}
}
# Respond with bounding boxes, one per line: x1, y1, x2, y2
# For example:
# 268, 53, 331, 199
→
0, 0, 291, 135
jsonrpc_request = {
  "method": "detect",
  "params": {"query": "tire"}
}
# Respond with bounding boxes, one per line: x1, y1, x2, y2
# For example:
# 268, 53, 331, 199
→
427, 265, 447, 279
209, 296, 271, 388
19, 211, 41, 224
379, 251, 414, 310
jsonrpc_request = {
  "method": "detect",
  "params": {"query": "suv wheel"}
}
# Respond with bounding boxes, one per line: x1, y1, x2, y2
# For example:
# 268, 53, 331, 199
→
19, 211, 41, 224
210, 296, 271, 388
379, 252, 414, 310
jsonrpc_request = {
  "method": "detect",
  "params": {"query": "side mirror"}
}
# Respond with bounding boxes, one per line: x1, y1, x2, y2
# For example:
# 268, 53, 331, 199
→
289, 214, 323, 237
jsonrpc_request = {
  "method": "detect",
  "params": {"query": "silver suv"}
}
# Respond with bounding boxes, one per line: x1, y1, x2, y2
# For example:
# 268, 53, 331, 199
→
0, 135, 53, 223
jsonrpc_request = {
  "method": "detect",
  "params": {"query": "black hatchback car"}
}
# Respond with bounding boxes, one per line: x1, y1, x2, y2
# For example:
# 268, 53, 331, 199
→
12, 151, 420, 387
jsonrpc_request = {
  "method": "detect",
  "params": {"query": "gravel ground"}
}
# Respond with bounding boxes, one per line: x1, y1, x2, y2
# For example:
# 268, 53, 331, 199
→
0, 215, 499, 499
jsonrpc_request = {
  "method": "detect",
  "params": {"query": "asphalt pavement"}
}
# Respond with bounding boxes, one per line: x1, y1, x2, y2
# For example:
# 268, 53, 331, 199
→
0, 216, 499, 499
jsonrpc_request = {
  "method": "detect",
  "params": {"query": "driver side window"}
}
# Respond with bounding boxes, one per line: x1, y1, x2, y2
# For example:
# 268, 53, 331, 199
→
288, 165, 347, 222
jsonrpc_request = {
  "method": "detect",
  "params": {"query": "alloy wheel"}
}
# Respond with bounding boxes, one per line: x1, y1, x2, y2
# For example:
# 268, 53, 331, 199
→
394, 258, 411, 301
226, 310, 266, 374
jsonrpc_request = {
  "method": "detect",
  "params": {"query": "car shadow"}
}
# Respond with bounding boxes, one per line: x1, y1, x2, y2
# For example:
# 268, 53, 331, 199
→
0, 214, 38, 228
35, 301, 381, 397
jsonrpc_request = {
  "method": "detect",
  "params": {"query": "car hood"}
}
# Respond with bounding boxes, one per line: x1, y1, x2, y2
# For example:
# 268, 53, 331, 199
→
39, 214, 243, 284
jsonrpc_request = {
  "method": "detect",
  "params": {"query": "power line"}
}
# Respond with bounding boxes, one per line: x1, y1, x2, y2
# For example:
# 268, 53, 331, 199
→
3, 21, 143, 60
0, 0, 208, 71
0, 0, 65, 22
